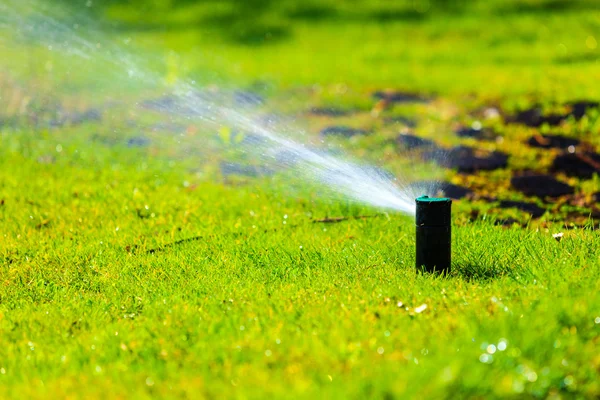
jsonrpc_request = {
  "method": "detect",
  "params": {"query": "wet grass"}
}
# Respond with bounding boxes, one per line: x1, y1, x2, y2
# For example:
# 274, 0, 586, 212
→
1, 0, 600, 398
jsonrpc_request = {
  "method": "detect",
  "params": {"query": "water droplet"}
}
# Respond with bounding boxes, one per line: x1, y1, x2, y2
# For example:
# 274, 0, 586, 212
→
479, 353, 493, 364
415, 304, 427, 313
498, 339, 508, 351
56, 144, 63, 153
487, 344, 497, 354
146, 377, 154, 386
377, 347, 384, 355
265, 349, 272, 357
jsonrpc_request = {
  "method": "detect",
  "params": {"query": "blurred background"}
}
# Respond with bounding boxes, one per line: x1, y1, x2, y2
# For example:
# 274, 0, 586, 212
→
1, 0, 599, 223
44, 0, 599, 99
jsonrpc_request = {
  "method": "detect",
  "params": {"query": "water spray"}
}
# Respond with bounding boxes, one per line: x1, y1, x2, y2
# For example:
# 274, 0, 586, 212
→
0, 0, 440, 222
415, 196, 452, 274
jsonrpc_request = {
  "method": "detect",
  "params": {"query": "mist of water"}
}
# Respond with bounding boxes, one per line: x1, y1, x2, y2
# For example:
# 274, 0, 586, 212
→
0, 0, 437, 216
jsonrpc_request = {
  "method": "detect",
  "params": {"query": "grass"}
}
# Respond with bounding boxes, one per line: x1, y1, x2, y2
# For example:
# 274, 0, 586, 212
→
2, 143, 599, 398
1, 0, 600, 398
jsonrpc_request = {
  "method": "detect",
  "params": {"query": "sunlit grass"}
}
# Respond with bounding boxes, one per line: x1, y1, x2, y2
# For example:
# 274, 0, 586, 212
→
1, 0, 600, 398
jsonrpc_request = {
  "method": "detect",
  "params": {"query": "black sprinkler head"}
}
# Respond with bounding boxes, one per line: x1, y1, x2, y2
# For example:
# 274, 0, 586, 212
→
415, 196, 452, 274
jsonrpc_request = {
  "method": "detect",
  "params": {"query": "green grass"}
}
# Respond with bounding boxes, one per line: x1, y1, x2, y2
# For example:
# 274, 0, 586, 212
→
1, 136, 599, 398
1, 0, 600, 398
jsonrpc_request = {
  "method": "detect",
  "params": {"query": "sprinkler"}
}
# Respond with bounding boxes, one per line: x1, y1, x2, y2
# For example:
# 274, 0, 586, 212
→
415, 196, 452, 274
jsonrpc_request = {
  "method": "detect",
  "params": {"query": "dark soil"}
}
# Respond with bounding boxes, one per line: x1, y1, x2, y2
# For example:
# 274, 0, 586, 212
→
455, 126, 497, 141
551, 152, 600, 179
372, 90, 429, 104
508, 101, 599, 127
127, 136, 151, 147
511, 174, 574, 198
427, 146, 508, 173
47, 108, 102, 128
396, 133, 437, 150
141, 96, 179, 111
497, 200, 546, 218
384, 116, 417, 128
494, 218, 522, 227
70, 108, 102, 125
308, 107, 353, 117
568, 100, 599, 119
526, 134, 580, 150
320, 126, 369, 137
220, 162, 273, 177
508, 107, 565, 127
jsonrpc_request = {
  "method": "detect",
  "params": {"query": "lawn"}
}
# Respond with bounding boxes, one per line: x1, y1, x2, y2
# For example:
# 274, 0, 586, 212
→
1, 0, 599, 398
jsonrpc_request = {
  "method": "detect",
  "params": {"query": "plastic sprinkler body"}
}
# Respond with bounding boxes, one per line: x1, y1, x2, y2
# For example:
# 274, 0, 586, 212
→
415, 196, 452, 274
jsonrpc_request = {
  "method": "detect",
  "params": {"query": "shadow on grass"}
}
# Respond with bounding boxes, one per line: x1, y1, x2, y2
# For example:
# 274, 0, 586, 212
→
451, 262, 510, 281
496, 0, 597, 14
450, 223, 526, 282
199, 6, 290, 46
59, 0, 598, 48
65, 0, 597, 49
555, 53, 600, 64
72, 0, 471, 46
368, 9, 429, 23
286, 4, 339, 21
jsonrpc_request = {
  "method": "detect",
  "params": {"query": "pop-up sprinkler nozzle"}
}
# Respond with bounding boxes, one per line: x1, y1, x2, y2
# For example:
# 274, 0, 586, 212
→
415, 196, 452, 274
